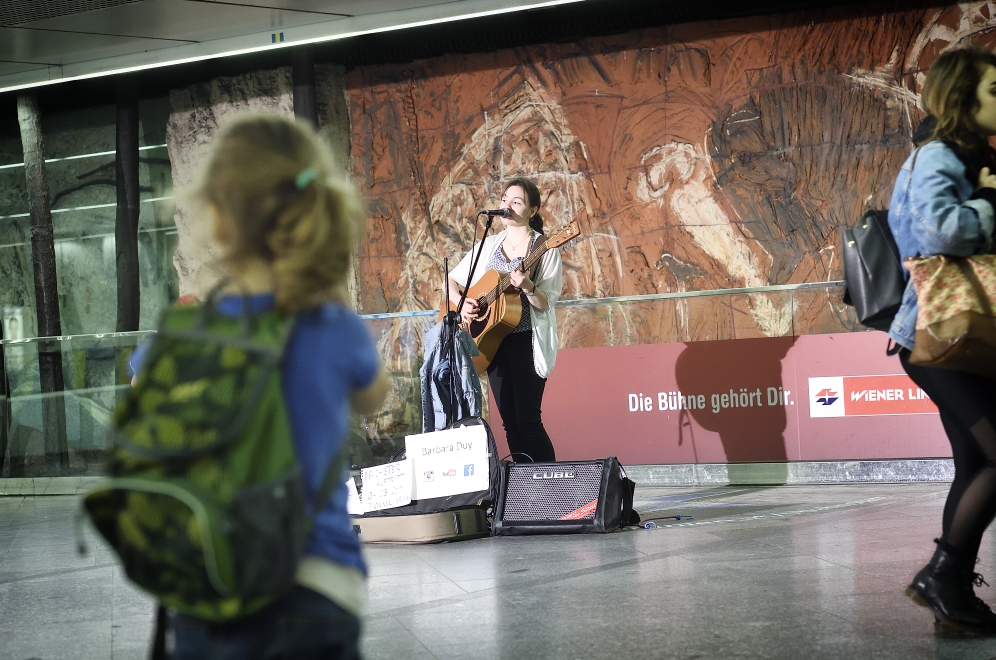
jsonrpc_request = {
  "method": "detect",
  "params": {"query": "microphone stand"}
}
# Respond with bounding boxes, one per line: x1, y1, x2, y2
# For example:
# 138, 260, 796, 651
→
441, 211, 495, 428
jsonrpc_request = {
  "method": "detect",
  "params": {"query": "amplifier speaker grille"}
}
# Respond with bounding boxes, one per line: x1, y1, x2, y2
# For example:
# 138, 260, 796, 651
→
0, 1, 149, 27
501, 462, 603, 521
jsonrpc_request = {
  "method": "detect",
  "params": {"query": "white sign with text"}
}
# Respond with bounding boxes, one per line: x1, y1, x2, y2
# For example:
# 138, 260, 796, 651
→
359, 459, 413, 512
345, 476, 364, 515
405, 425, 490, 500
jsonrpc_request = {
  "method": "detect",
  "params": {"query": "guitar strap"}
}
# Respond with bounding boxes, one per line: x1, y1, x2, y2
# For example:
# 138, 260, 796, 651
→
527, 232, 548, 282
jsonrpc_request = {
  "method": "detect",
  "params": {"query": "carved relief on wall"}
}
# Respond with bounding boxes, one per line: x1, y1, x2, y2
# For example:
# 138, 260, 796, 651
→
167, 67, 296, 301
348, 5, 996, 350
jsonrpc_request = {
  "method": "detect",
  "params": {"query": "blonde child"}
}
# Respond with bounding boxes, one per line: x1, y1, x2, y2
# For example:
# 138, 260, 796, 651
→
148, 114, 388, 658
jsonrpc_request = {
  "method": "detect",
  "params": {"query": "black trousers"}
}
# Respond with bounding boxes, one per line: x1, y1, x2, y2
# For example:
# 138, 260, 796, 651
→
901, 349, 996, 562
487, 331, 556, 463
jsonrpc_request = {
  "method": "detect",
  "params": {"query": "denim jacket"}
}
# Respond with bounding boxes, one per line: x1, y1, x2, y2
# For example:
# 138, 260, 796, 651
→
887, 140, 995, 349
420, 321, 482, 433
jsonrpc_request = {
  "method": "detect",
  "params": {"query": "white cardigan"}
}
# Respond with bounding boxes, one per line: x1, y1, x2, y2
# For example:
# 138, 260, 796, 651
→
448, 230, 563, 378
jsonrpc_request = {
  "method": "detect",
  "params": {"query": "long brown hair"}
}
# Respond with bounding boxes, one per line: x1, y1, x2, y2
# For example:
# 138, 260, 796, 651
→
922, 43, 996, 154
194, 114, 364, 313
502, 177, 544, 234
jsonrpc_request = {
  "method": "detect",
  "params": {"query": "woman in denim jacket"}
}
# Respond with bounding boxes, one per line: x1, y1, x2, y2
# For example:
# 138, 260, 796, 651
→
889, 44, 996, 634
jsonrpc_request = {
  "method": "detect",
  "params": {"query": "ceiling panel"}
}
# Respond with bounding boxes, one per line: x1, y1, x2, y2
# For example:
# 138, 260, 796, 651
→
18, 0, 350, 44
0, 27, 187, 66
0, 61, 54, 77
302, 0, 460, 16
189, 0, 351, 14
0, 0, 583, 92
0, 0, 150, 28
186, 0, 458, 16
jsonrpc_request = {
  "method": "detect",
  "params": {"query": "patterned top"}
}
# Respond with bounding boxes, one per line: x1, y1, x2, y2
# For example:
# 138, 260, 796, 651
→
486, 233, 538, 334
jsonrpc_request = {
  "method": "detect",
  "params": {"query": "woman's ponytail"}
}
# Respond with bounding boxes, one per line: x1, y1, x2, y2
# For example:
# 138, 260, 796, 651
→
529, 212, 544, 234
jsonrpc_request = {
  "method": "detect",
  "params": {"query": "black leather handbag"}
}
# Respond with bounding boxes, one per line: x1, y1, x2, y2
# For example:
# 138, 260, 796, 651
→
842, 209, 905, 331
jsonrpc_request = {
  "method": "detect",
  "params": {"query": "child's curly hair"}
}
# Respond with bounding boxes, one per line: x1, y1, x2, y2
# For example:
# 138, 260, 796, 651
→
194, 113, 364, 313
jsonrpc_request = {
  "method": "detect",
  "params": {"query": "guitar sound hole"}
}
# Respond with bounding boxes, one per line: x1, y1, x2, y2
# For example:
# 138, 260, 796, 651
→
468, 307, 491, 339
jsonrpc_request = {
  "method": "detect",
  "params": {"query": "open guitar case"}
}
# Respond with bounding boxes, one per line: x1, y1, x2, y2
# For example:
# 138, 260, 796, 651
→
350, 417, 503, 543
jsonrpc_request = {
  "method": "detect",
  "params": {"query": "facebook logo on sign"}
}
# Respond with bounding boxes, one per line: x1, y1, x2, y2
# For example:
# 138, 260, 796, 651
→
463, 464, 474, 476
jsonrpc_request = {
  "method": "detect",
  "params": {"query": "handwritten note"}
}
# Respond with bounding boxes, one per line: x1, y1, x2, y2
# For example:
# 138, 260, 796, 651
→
359, 459, 413, 512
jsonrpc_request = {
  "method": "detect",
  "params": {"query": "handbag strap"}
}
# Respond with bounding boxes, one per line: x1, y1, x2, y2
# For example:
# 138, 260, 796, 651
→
954, 258, 996, 318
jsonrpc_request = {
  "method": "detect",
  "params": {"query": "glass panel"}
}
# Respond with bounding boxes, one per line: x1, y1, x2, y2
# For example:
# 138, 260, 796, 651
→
0, 127, 35, 341
792, 286, 865, 335
1, 332, 150, 478
0, 284, 853, 477
347, 314, 437, 467
0, 98, 177, 341
556, 289, 800, 349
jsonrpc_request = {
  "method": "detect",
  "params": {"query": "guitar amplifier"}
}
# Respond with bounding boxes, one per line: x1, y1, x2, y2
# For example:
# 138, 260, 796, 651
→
492, 457, 636, 535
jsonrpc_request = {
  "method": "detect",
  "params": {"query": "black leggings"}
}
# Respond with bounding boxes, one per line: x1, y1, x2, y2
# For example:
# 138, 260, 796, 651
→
901, 349, 996, 563
487, 331, 556, 463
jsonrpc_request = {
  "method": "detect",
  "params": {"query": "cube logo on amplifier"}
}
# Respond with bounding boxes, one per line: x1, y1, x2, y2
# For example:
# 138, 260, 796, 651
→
532, 470, 575, 479
493, 458, 636, 536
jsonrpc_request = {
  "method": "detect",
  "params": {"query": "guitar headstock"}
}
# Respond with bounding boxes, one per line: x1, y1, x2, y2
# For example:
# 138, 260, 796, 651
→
546, 220, 581, 250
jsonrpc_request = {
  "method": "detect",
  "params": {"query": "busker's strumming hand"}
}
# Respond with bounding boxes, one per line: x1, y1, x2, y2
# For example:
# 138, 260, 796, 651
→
979, 167, 996, 190
459, 298, 480, 325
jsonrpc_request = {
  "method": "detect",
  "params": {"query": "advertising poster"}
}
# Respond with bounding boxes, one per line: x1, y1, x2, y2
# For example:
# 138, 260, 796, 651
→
489, 332, 948, 464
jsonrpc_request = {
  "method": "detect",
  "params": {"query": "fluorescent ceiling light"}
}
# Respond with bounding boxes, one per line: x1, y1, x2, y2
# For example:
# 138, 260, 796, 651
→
0, 195, 174, 221
0, 144, 168, 171
0, 224, 177, 251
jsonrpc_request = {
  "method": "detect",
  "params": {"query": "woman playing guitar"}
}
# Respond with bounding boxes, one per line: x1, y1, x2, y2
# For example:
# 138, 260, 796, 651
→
448, 178, 564, 462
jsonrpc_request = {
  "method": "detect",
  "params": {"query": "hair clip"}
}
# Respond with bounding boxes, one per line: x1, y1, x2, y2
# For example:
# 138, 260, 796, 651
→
295, 167, 320, 190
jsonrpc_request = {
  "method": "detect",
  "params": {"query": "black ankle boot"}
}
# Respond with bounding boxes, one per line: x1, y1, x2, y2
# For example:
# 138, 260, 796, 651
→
907, 544, 996, 634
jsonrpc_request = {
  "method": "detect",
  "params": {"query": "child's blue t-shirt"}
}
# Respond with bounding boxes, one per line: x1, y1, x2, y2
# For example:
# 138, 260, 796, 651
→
136, 294, 378, 575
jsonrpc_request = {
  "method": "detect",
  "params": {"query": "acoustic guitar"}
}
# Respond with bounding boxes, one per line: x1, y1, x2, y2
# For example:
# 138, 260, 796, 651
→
439, 220, 581, 373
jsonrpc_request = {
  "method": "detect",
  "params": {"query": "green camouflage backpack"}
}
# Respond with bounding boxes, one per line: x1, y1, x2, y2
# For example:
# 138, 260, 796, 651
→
83, 300, 344, 621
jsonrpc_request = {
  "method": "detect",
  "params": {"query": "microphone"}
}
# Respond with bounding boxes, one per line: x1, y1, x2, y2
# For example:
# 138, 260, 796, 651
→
480, 209, 510, 217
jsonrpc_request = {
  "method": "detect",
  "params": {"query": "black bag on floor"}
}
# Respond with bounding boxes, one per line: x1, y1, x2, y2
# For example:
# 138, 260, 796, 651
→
351, 417, 502, 543
842, 209, 904, 331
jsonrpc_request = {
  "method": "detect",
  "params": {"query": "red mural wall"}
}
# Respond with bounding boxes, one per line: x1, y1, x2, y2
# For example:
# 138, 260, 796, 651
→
347, 3, 996, 347
345, 3, 996, 462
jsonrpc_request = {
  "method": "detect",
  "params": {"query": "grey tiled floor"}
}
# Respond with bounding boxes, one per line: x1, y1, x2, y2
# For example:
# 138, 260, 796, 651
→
3, 485, 996, 659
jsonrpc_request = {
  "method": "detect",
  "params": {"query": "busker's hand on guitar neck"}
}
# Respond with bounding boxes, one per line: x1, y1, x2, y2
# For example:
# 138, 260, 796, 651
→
510, 264, 549, 312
